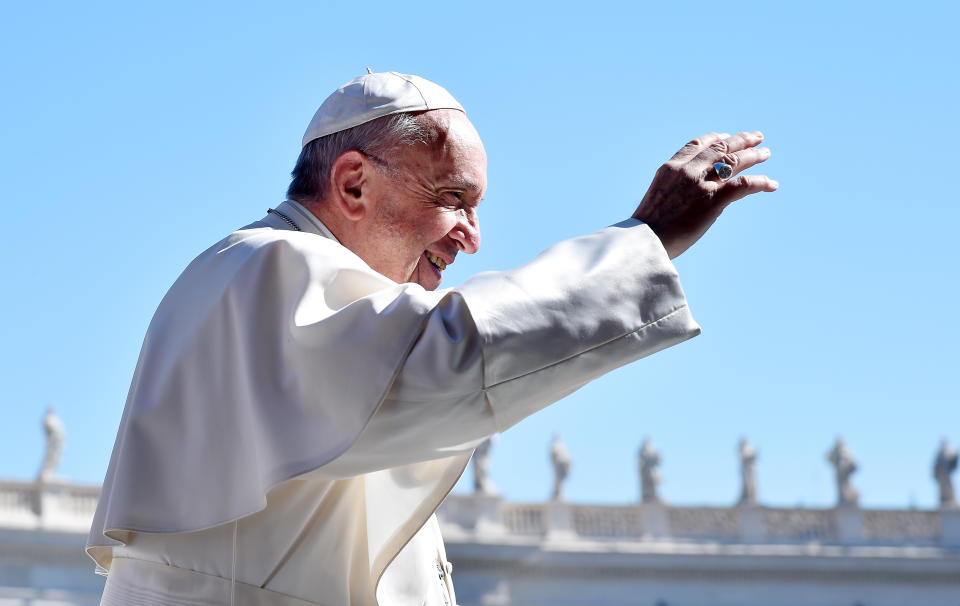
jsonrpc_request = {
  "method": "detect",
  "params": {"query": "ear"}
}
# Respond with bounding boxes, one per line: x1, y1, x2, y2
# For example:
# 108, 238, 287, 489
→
328, 150, 372, 222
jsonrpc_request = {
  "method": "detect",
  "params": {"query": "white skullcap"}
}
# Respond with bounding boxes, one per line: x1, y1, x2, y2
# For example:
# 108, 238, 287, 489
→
301, 71, 465, 148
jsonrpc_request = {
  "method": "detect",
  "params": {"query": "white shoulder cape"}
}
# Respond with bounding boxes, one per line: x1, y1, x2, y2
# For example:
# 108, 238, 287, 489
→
87, 209, 700, 594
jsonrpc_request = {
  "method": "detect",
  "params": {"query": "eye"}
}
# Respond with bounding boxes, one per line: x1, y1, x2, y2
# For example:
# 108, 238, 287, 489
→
435, 191, 464, 209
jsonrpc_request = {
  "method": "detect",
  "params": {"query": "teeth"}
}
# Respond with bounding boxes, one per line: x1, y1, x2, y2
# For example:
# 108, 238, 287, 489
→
426, 252, 447, 271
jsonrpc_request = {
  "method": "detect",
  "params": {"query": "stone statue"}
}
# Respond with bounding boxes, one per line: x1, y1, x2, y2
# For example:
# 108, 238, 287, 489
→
638, 437, 662, 504
737, 437, 758, 506
38, 407, 65, 482
550, 434, 571, 501
934, 438, 958, 509
473, 437, 498, 496
827, 437, 859, 507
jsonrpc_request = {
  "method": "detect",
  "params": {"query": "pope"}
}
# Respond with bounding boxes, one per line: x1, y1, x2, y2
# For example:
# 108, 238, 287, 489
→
87, 71, 777, 606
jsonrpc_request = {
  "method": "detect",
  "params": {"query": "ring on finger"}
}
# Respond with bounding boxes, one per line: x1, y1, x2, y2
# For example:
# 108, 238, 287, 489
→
713, 162, 734, 181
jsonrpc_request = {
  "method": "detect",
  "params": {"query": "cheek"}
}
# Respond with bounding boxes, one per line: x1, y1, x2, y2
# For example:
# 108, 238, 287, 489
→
402, 219, 452, 250
384, 199, 459, 251
423, 212, 459, 242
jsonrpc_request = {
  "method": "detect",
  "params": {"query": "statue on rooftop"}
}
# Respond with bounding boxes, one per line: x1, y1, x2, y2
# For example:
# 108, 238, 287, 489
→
550, 434, 571, 501
638, 437, 662, 504
934, 438, 958, 509
738, 437, 758, 506
827, 437, 859, 507
473, 437, 498, 496
38, 407, 65, 482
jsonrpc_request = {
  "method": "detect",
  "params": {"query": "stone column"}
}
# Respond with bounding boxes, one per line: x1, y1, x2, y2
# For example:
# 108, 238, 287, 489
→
739, 505, 765, 543
941, 509, 960, 547
545, 501, 576, 541
472, 493, 507, 537
640, 502, 671, 540
835, 506, 863, 544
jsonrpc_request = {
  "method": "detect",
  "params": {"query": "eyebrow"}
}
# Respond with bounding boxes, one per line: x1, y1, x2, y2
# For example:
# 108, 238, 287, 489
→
445, 176, 483, 196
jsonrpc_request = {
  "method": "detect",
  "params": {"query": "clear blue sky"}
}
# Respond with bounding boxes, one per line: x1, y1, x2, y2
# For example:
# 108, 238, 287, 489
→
1, 1, 957, 510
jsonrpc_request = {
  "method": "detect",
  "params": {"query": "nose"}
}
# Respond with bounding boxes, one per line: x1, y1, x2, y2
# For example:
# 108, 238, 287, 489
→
450, 209, 481, 254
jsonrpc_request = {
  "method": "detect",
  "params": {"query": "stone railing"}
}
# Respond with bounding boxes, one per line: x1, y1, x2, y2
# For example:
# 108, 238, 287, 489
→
761, 508, 837, 542
502, 503, 545, 536
572, 505, 643, 538
438, 494, 960, 548
861, 509, 940, 543
4, 477, 957, 548
0, 479, 100, 532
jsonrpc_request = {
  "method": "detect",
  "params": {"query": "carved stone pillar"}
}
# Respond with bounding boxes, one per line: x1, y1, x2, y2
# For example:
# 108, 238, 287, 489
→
472, 494, 506, 537
640, 502, 671, 540
835, 506, 862, 544
545, 501, 576, 541
739, 505, 765, 543
941, 508, 960, 547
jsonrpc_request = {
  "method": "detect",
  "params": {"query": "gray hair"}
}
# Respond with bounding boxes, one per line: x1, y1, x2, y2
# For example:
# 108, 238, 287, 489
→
286, 112, 434, 202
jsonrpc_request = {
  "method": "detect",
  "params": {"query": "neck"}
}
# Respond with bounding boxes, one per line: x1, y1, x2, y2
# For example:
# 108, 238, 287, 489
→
299, 198, 366, 258
300, 198, 404, 283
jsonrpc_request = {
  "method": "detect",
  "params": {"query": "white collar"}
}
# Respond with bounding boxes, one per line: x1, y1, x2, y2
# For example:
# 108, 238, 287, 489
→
272, 200, 341, 243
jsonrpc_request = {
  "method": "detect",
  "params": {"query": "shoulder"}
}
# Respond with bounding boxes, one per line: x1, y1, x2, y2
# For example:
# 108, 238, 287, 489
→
195, 225, 370, 280
200, 226, 400, 302
220, 225, 346, 261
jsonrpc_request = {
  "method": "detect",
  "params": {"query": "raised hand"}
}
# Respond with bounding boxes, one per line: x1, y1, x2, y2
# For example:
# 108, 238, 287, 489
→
633, 131, 778, 259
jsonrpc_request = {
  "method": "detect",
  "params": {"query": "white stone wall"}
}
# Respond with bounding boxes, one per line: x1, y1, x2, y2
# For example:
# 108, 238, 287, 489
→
437, 495, 960, 606
3, 480, 960, 606
0, 481, 104, 606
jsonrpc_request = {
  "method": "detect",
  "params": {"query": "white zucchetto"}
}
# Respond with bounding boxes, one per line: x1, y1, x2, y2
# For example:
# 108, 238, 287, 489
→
301, 71, 465, 147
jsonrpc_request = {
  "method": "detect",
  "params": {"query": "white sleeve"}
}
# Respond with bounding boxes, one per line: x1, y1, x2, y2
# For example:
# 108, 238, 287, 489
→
315, 219, 700, 478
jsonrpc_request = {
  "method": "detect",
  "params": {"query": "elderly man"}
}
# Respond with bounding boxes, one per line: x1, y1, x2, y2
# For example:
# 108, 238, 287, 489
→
87, 71, 776, 606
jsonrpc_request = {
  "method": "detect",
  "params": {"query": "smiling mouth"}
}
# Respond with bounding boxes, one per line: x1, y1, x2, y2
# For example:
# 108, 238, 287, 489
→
426, 251, 447, 271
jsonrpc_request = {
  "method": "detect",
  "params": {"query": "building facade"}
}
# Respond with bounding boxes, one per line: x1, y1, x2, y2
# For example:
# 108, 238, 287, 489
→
0, 478, 104, 606
437, 495, 960, 606
2, 422, 959, 606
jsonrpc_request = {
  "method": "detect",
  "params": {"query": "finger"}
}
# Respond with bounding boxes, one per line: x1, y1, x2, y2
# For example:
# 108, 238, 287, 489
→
723, 130, 765, 154
668, 132, 731, 165
716, 174, 779, 207
723, 146, 772, 176
696, 131, 764, 164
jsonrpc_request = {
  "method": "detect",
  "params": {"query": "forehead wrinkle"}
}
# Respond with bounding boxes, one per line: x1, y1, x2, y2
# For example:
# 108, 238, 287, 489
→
397, 111, 486, 200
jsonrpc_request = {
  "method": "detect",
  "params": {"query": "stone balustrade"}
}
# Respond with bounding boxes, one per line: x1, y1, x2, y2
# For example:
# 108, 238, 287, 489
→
438, 494, 960, 548
3, 475, 959, 549
0, 479, 99, 531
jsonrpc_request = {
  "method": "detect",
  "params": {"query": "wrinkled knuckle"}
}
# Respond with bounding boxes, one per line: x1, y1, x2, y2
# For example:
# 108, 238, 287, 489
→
721, 176, 741, 190
658, 163, 682, 178
709, 141, 729, 154
681, 164, 701, 181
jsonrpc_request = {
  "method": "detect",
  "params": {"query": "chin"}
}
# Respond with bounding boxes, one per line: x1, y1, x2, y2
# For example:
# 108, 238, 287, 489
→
410, 255, 443, 290
417, 276, 442, 291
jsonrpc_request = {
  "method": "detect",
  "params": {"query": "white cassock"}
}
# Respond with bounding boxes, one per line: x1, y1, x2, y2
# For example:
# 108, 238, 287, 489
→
87, 200, 700, 606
